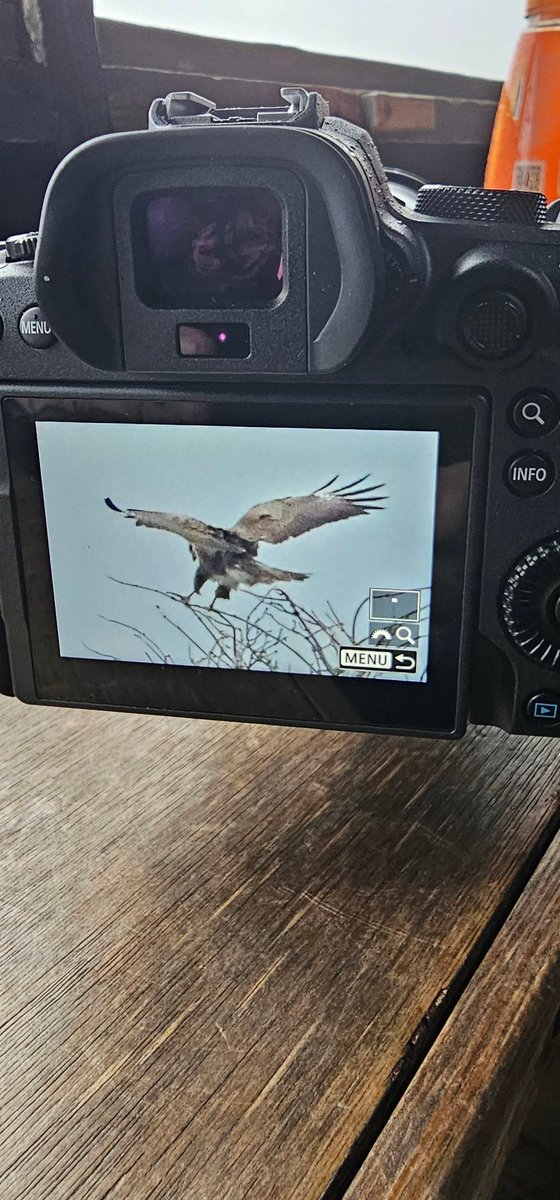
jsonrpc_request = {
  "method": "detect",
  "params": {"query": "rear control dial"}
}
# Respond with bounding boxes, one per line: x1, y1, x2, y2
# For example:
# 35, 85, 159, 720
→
502, 536, 560, 670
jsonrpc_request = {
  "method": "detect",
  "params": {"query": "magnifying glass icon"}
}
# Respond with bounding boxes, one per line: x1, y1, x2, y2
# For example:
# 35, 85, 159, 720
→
521, 401, 545, 426
396, 625, 415, 645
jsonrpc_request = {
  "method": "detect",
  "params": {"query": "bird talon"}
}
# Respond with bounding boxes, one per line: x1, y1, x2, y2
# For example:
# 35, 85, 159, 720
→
167, 592, 194, 605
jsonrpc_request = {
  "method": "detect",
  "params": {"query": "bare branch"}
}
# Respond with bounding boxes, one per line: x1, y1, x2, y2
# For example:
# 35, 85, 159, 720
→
99, 614, 168, 663
94, 578, 429, 682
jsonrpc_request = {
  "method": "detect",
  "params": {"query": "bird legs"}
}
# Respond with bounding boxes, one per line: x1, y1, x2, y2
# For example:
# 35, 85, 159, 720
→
166, 584, 231, 609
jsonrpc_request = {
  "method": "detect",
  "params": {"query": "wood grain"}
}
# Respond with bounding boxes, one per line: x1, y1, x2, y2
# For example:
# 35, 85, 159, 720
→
345, 830, 560, 1200
494, 1034, 560, 1200
0, 696, 559, 1200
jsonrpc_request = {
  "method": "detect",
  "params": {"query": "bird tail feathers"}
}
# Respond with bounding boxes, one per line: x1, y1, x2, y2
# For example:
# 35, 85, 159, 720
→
255, 562, 309, 585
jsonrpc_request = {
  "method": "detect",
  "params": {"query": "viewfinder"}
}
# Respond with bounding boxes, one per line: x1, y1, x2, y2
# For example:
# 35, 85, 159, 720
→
137, 187, 283, 308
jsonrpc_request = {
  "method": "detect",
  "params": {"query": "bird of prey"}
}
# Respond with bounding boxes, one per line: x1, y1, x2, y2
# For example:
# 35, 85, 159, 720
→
105, 475, 387, 606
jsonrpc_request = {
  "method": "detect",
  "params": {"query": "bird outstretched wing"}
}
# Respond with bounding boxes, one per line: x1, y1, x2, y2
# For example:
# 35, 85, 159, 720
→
104, 498, 223, 556
232, 475, 388, 545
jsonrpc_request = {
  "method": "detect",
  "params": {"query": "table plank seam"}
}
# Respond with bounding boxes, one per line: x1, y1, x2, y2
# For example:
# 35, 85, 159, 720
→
321, 791, 560, 1200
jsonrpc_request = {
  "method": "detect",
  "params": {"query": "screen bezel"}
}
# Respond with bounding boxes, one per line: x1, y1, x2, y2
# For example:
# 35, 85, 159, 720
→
3, 392, 481, 736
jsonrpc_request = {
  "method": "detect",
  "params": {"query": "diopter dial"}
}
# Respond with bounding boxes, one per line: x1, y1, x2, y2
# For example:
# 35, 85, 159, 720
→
502, 535, 560, 670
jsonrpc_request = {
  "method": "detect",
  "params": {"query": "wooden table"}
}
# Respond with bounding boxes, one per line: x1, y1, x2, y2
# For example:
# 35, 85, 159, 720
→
1, 695, 559, 1200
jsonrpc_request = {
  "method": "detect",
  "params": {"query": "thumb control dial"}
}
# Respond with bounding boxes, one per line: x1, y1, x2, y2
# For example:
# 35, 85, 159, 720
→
502, 536, 560, 670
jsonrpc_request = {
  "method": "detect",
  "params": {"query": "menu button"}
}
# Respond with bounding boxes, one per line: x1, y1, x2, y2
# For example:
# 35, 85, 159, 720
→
18, 306, 55, 348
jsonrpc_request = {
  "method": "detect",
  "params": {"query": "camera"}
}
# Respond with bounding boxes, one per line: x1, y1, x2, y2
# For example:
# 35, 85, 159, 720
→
1, 86, 559, 739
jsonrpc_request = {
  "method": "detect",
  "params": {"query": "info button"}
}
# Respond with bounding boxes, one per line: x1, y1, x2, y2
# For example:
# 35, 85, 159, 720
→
505, 451, 555, 497
18, 305, 55, 349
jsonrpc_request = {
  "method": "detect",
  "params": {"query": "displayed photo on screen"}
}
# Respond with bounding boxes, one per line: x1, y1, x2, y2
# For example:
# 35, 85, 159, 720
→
36, 422, 439, 682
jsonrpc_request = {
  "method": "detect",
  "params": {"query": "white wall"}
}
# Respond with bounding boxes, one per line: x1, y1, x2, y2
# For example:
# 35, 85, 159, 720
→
94, 0, 525, 81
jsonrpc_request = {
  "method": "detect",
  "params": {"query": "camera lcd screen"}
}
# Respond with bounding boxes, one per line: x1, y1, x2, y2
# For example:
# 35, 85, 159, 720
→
35, 422, 439, 683
136, 188, 283, 308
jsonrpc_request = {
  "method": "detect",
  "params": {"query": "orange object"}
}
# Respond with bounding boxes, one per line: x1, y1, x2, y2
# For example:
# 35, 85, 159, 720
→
485, 0, 560, 201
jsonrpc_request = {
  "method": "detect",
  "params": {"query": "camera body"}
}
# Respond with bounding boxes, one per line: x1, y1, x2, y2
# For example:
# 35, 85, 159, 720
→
1, 88, 560, 739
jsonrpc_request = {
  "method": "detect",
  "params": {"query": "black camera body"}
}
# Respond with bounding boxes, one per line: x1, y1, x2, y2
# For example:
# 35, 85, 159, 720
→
1, 88, 560, 739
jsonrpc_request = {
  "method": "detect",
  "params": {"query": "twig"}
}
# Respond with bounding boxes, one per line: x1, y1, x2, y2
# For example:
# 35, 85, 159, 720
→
99, 614, 168, 663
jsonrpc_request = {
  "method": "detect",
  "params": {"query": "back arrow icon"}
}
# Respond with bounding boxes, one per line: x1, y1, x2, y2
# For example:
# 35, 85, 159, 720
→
394, 653, 416, 669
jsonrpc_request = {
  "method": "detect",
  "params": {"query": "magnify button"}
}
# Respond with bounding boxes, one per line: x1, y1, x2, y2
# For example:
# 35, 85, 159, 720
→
510, 391, 560, 437
395, 625, 416, 646
521, 401, 545, 425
